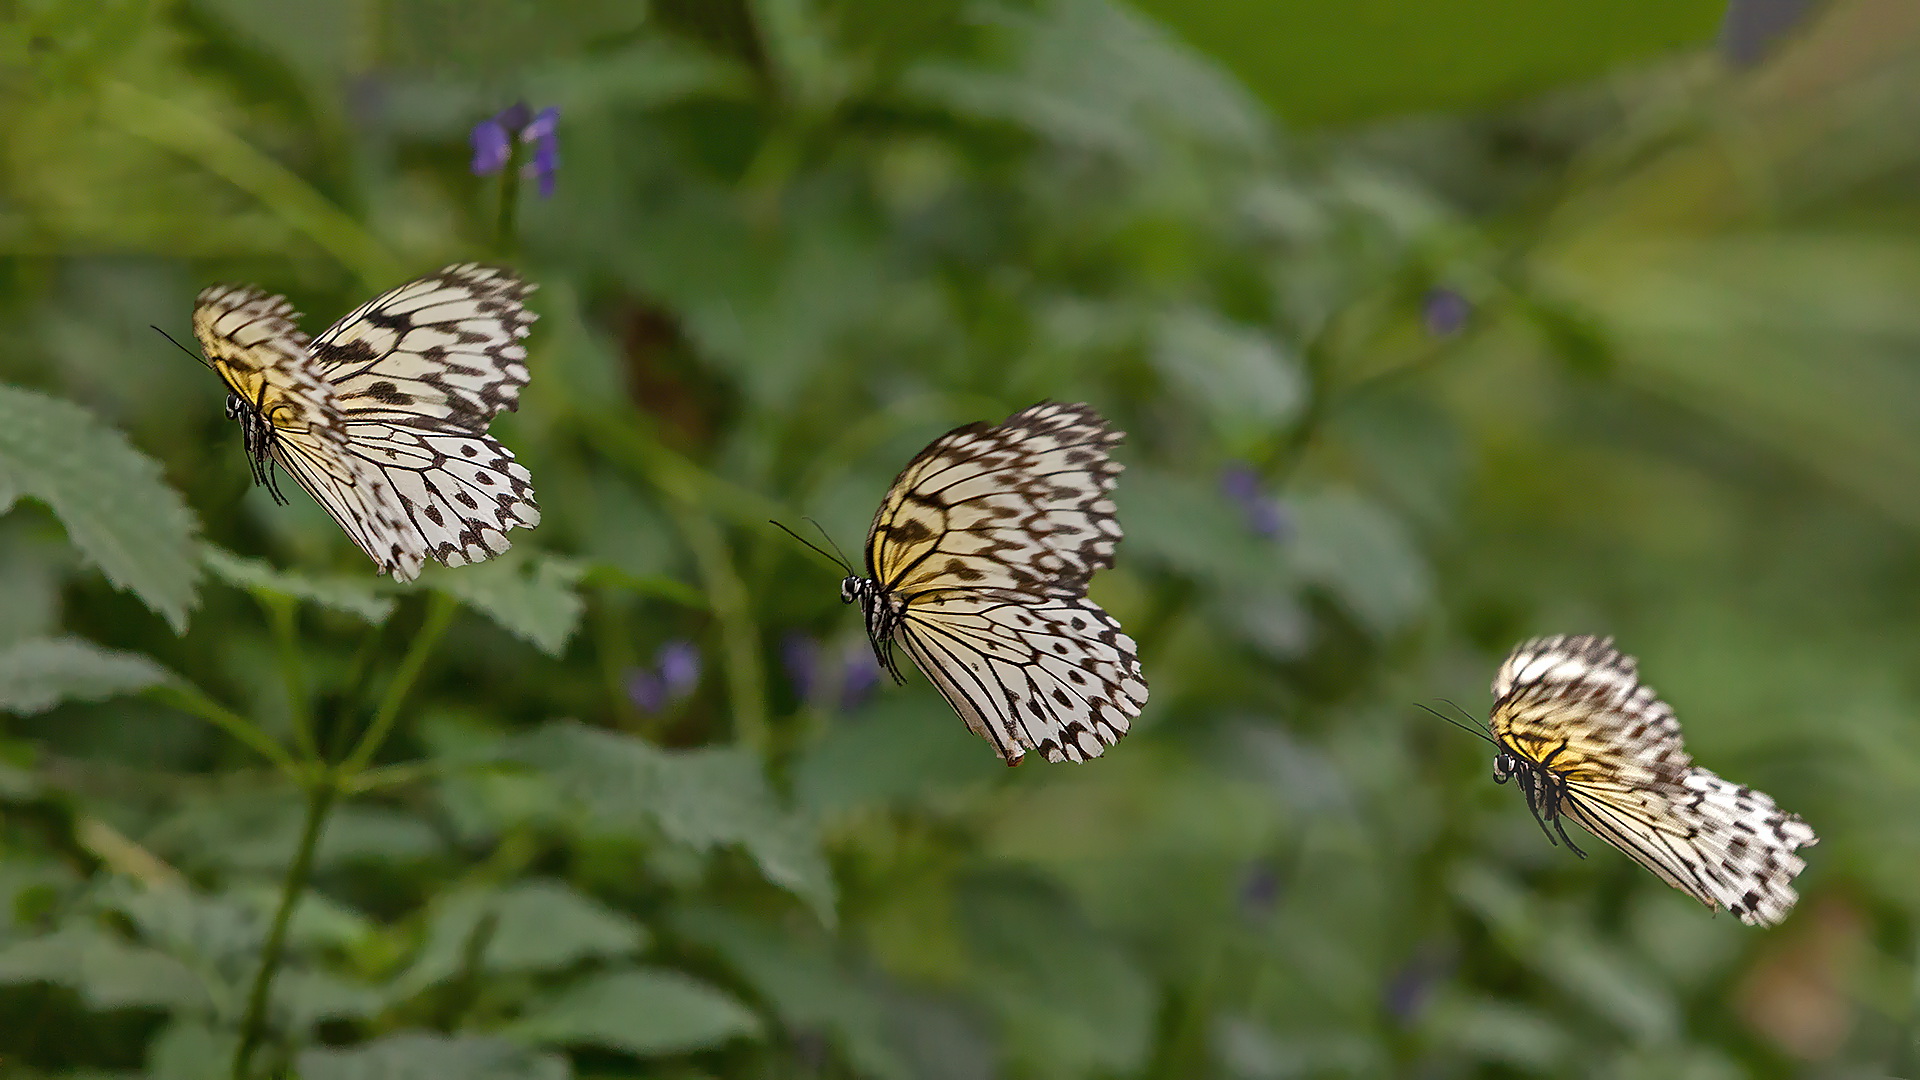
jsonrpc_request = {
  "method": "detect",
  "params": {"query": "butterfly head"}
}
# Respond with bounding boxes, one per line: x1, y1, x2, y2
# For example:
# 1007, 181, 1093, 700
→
1492, 749, 1519, 785
224, 392, 248, 422
840, 575, 864, 606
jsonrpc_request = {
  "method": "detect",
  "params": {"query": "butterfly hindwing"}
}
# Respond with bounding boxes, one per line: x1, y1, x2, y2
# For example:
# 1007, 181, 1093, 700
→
856, 402, 1146, 765
897, 589, 1147, 763
310, 263, 540, 572
1489, 635, 1816, 926
192, 265, 539, 581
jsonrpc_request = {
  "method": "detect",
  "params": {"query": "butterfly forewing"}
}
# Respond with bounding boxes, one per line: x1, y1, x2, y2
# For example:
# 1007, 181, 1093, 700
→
192, 265, 540, 581
193, 285, 333, 434
868, 402, 1123, 597
311, 263, 534, 425
1488, 634, 1816, 926
857, 402, 1146, 765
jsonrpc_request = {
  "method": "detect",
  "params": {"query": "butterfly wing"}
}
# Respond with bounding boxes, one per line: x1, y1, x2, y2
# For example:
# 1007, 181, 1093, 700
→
308, 263, 540, 579
896, 589, 1147, 763
866, 402, 1146, 764
866, 401, 1123, 596
1490, 635, 1817, 926
192, 284, 420, 578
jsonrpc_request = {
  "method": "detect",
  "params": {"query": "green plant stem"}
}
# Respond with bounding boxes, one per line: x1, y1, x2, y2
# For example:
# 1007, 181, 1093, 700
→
145, 682, 300, 777
101, 82, 400, 284
230, 775, 337, 1080
495, 148, 522, 255
578, 412, 775, 751
663, 497, 770, 753
261, 594, 317, 762
342, 591, 458, 777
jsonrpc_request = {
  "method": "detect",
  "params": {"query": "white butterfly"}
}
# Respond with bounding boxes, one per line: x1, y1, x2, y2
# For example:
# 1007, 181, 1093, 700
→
1483, 634, 1817, 926
191, 264, 540, 581
794, 401, 1149, 765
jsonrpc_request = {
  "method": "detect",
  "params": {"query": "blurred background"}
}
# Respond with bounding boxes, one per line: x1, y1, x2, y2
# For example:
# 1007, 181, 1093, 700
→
0, 0, 1914, 1076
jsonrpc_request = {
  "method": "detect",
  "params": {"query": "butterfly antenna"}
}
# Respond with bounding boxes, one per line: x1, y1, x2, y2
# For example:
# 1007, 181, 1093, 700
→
151, 325, 212, 370
769, 519, 852, 574
803, 517, 857, 574
1414, 702, 1497, 747
1438, 698, 1494, 737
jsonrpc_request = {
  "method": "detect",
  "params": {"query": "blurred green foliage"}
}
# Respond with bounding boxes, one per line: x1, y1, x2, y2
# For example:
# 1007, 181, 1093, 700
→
0, 0, 1915, 1077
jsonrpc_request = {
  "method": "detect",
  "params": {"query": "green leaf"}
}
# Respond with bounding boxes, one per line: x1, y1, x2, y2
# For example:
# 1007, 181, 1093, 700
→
0, 384, 201, 631
0, 637, 171, 716
1287, 490, 1432, 637
673, 907, 908, 1079
202, 545, 396, 624
298, 1033, 570, 1080
433, 554, 585, 656
1129, 0, 1723, 126
513, 721, 837, 924
1451, 865, 1679, 1043
956, 871, 1155, 1077
153, 792, 442, 875
1151, 307, 1305, 448
1119, 467, 1290, 592
0, 924, 209, 1011
503, 967, 762, 1056
394, 879, 649, 997
149, 1018, 240, 1080
793, 693, 1004, 817
273, 969, 386, 1035
902, 0, 1269, 160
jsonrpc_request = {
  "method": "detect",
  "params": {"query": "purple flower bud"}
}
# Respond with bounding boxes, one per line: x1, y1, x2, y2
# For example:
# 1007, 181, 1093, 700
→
1220, 462, 1262, 503
525, 135, 558, 198
1422, 287, 1470, 337
1221, 464, 1287, 541
495, 101, 532, 133
1238, 862, 1281, 919
1383, 950, 1447, 1027
1246, 497, 1288, 541
521, 106, 559, 142
625, 668, 665, 714
470, 120, 511, 176
839, 648, 882, 712
782, 634, 821, 704
656, 639, 701, 703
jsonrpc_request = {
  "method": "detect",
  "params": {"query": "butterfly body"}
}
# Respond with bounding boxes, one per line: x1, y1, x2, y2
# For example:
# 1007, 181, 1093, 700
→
191, 264, 539, 581
1487, 634, 1816, 926
831, 402, 1148, 766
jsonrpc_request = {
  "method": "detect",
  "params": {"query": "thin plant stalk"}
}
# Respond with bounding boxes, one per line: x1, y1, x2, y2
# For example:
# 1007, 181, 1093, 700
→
342, 591, 458, 776
262, 593, 318, 762
230, 775, 337, 1080
144, 682, 300, 776
495, 144, 523, 255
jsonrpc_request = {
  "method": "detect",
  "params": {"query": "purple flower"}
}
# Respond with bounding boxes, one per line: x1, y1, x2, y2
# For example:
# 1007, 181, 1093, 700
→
784, 634, 883, 713
782, 634, 821, 704
1245, 498, 1287, 540
1238, 862, 1282, 920
1220, 463, 1261, 504
625, 668, 666, 714
1382, 949, 1449, 1027
1220, 463, 1289, 541
1422, 287, 1470, 337
624, 640, 702, 715
470, 119, 512, 176
522, 106, 560, 198
838, 648, 881, 712
656, 639, 701, 701
470, 102, 559, 198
